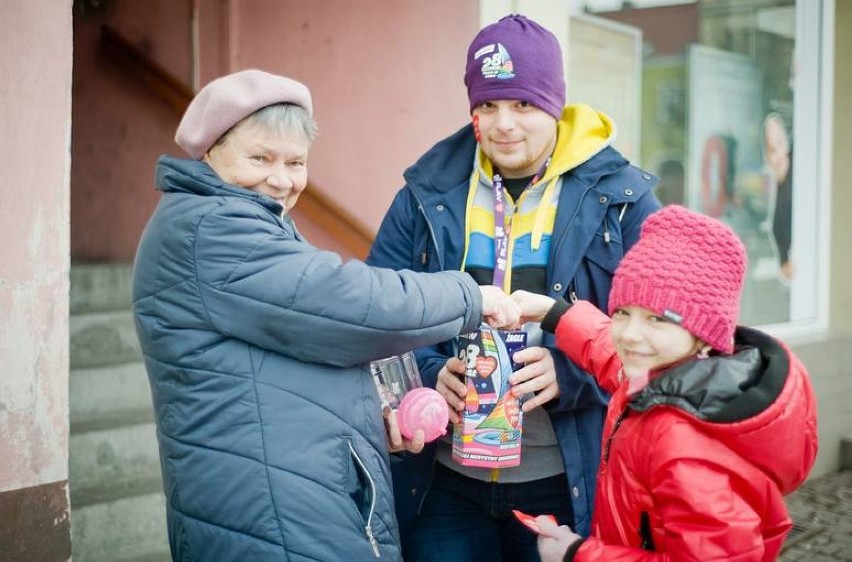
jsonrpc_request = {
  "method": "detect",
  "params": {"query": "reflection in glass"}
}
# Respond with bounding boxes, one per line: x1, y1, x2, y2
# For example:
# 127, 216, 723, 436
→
583, 0, 798, 326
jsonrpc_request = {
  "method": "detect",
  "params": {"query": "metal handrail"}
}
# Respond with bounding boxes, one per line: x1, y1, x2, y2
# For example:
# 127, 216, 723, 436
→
100, 24, 375, 259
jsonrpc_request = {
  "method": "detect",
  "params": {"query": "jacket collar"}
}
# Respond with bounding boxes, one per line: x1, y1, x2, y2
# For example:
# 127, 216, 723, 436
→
403, 107, 633, 204
629, 326, 788, 423
155, 155, 285, 216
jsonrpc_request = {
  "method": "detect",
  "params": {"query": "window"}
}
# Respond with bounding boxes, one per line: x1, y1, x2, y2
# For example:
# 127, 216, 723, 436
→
572, 0, 828, 332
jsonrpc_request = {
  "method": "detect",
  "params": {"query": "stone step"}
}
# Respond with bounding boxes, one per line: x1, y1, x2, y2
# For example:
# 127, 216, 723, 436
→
122, 552, 173, 562
71, 262, 133, 314
70, 362, 153, 426
71, 408, 154, 435
69, 264, 169, 561
71, 491, 170, 562
70, 309, 141, 369
69, 422, 162, 509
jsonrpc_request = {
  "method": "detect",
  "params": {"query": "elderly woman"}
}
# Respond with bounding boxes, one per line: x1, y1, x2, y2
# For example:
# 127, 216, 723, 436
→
132, 69, 518, 562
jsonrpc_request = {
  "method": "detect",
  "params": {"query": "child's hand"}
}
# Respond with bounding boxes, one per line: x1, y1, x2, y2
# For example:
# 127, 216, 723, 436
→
511, 290, 556, 324
536, 515, 582, 562
480, 285, 521, 328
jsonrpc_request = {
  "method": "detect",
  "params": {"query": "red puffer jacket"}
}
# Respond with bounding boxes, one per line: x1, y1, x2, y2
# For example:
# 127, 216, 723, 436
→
555, 301, 818, 562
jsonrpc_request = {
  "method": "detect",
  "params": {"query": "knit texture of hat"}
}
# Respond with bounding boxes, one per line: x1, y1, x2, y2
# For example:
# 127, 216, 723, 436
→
464, 14, 565, 120
608, 205, 747, 354
175, 69, 313, 160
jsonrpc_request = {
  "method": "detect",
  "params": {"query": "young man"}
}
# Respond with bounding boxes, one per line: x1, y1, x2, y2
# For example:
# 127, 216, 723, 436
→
367, 14, 660, 561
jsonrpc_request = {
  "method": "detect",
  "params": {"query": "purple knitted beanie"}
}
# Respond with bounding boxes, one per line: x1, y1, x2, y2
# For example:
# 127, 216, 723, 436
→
175, 69, 313, 160
464, 14, 566, 120
608, 206, 747, 354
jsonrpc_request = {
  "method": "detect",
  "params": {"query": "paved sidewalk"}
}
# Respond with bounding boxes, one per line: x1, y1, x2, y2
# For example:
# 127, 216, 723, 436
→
781, 469, 852, 561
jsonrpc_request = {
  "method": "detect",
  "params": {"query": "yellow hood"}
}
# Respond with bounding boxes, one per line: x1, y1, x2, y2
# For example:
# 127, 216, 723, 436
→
477, 103, 616, 181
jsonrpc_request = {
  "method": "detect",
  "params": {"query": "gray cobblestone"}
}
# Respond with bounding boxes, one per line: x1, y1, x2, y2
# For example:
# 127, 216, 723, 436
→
781, 470, 852, 561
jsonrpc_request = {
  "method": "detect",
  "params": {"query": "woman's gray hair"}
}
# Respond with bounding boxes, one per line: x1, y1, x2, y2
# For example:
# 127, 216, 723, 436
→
215, 103, 318, 147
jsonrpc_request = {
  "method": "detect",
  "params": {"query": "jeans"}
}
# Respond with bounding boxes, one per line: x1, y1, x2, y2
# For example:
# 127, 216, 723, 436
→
402, 463, 575, 562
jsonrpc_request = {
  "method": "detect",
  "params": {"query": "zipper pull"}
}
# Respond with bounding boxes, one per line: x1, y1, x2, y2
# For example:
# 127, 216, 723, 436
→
603, 221, 611, 244
569, 290, 578, 303
421, 250, 428, 266
366, 525, 381, 558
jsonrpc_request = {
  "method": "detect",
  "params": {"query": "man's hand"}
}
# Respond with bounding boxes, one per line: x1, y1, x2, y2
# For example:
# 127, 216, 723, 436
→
537, 516, 582, 562
511, 290, 556, 324
385, 408, 425, 454
479, 285, 521, 328
435, 357, 467, 424
510, 347, 559, 412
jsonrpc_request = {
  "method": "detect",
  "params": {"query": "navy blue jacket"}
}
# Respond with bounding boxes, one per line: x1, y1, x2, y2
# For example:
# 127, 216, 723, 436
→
133, 156, 484, 561
367, 123, 660, 537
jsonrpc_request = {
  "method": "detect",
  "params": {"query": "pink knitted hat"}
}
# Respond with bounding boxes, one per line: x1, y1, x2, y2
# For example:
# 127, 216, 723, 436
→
175, 69, 313, 160
608, 205, 747, 353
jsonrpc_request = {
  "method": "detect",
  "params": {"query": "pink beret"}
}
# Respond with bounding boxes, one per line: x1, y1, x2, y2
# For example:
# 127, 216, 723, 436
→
175, 69, 313, 160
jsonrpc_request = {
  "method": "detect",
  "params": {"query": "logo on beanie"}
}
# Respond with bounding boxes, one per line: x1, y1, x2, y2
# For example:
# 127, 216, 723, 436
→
476, 43, 515, 80
662, 309, 684, 325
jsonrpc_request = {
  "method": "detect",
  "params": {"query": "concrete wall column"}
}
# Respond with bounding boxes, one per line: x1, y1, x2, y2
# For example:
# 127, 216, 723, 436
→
830, 1, 852, 330
0, 0, 73, 559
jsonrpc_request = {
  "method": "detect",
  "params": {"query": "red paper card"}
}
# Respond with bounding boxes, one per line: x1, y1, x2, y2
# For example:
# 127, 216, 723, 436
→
512, 509, 557, 535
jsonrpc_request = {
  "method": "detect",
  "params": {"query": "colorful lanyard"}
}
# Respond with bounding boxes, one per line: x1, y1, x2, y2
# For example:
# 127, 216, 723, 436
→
490, 157, 551, 290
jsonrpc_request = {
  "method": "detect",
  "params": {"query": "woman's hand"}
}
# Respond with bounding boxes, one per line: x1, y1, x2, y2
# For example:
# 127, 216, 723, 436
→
511, 290, 556, 324
537, 516, 582, 562
510, 347, 559, 412
385, 408, 425, 454
479, 285, 521, 328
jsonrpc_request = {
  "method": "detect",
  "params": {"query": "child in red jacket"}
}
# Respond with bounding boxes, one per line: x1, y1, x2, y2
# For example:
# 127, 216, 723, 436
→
511, 205, 818, 561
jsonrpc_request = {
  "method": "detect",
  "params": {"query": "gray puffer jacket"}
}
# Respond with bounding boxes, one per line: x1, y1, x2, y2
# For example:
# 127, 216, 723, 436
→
132, 156, 482, 561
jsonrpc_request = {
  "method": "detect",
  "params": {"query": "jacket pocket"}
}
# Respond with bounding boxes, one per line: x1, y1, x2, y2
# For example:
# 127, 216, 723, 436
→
639, 511, 656, 551
574, 231, 623, 310
345, 439, 382, 558
584, 230, 623, 275
412, 221, 434, 272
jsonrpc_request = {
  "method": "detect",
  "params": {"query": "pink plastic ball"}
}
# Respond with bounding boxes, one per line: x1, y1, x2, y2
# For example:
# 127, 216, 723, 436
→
397, 388, 449, 443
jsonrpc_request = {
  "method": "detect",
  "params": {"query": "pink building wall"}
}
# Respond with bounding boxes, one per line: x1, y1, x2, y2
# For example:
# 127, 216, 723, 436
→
232, 0, 478, 232
71, 0, 478, 262
71, 1, 193, 262
0, 0, 73, 556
